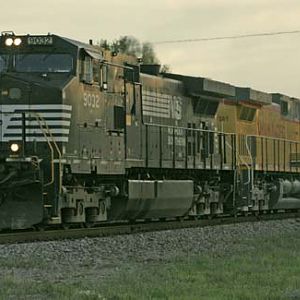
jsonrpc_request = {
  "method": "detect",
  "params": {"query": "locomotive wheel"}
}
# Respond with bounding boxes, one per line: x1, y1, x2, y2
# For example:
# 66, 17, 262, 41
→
62, 223, 70, 230
34, 224, 45, 232
84, 222, 95, 228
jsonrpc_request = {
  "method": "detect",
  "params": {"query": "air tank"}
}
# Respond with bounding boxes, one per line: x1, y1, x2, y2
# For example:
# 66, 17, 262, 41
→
282, 179, 300, 195
282, 179, 292, 195
291, 180, 300, 195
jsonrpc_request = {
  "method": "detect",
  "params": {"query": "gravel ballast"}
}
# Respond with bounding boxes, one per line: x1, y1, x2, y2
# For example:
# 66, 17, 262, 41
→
0, 219, 299, 284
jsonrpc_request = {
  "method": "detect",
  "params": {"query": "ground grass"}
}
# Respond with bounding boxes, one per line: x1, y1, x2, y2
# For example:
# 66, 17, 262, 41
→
99, 232, 300, 300
0, 231, 299, 300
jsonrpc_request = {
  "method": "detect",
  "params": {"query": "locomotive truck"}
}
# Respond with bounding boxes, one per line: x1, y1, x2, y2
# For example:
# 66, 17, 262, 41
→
0, 31, 299, 230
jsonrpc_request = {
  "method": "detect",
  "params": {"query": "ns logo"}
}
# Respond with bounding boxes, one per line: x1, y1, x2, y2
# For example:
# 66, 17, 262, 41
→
170, 96, 182, 120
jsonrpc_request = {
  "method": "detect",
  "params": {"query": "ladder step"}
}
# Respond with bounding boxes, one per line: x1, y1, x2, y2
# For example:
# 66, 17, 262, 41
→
48, 217, 61, 225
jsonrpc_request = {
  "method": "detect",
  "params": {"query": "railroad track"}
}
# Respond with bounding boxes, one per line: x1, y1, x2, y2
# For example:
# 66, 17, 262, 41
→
0, 211, 299, 244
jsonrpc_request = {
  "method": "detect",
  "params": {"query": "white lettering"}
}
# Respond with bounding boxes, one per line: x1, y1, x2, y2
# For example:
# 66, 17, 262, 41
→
83, 93, 100, 109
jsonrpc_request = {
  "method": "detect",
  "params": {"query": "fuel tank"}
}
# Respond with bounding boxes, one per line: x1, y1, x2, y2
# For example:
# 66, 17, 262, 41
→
109, 180, 194, 220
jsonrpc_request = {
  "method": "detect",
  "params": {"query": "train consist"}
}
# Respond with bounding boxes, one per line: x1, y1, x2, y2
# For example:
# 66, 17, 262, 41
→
0, 32, 300, 230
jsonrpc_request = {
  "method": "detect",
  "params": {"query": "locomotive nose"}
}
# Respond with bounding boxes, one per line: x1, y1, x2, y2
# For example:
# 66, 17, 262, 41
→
0, 76, 30, 104
0, 78, 28, 152
7, 87, 22, 100
0, 180, 44, 230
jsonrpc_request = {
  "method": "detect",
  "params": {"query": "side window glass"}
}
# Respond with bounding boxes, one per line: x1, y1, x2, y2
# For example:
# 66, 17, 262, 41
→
280, 101, 288, 116
93, 60, 100, 83
81, 56, 93, 84
0, 55, 9, 73
239, 106, 256, 121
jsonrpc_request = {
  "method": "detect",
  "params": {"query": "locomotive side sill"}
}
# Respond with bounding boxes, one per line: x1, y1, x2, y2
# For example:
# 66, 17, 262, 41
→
126, 159, 144, 162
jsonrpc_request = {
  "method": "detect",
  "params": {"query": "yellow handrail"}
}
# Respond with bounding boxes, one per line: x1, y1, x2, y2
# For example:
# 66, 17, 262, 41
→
29, 112, 62, 193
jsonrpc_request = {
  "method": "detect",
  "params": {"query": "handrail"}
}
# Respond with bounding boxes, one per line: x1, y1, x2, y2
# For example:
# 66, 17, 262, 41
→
245, 134, 300, 190
144, 122, 236, 136
144, 123, 253, 192
29, 112, 62, 193
29, 113, 55, 187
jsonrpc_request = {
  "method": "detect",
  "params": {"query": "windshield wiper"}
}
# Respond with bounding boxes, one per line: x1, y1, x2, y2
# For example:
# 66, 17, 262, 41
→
42, 47, 57, 61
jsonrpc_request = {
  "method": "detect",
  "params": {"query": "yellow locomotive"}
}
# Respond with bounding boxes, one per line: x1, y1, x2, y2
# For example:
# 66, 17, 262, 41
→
217, 89, 300, 211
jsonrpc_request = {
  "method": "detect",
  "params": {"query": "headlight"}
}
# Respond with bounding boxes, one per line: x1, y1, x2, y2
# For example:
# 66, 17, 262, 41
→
13, 38, 22, 46
5, 38, 13, 46
10, 143, 20, 153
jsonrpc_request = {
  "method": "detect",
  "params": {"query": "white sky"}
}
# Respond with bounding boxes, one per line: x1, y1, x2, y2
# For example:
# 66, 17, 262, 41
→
2, 0, 300, 97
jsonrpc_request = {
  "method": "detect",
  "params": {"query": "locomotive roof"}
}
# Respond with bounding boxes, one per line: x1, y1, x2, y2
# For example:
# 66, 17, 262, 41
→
236, 87, 272, 105
0, 32, 103, 59
61, 36, 103, 59
272, 93, 300, 104
60, 36, 101, 52
163, 73, 236, 98
1, 32, 299, 103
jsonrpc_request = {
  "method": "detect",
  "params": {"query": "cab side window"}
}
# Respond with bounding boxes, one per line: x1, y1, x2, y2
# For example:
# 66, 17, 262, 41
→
280, 101, 288, 116
80, 54, 108, 90
93, 60, 100, 83
81, 56, 93, 84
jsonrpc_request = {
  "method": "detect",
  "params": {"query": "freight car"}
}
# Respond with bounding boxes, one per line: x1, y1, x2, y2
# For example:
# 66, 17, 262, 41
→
0, 32, 299, 230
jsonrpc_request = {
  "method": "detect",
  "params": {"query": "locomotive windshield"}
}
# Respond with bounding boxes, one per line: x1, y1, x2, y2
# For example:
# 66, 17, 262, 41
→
0, 54, 9, 72
15, 53, 73, 73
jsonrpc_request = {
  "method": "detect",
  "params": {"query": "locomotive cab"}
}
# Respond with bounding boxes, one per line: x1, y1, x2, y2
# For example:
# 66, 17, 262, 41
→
0, 32, 126, 229
0, 32, 80, 229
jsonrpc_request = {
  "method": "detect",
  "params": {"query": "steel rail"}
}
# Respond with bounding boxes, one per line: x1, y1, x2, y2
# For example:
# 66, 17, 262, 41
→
0, 211, 299, 245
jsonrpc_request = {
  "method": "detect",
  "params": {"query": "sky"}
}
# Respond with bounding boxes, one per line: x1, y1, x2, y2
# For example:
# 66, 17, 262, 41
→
2, 0, 300, 97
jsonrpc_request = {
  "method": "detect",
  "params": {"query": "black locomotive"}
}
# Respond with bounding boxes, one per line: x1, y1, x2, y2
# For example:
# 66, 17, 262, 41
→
0, 32, 299, 230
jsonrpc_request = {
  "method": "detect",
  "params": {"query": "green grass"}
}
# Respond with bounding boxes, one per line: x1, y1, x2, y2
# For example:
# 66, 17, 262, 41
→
0, 232, 299, 300
99, 233, 300, 300
0, 278, 105, 300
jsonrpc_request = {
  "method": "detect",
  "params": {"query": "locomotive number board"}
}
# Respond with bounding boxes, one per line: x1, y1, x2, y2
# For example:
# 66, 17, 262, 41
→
27, 36, 53, 46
